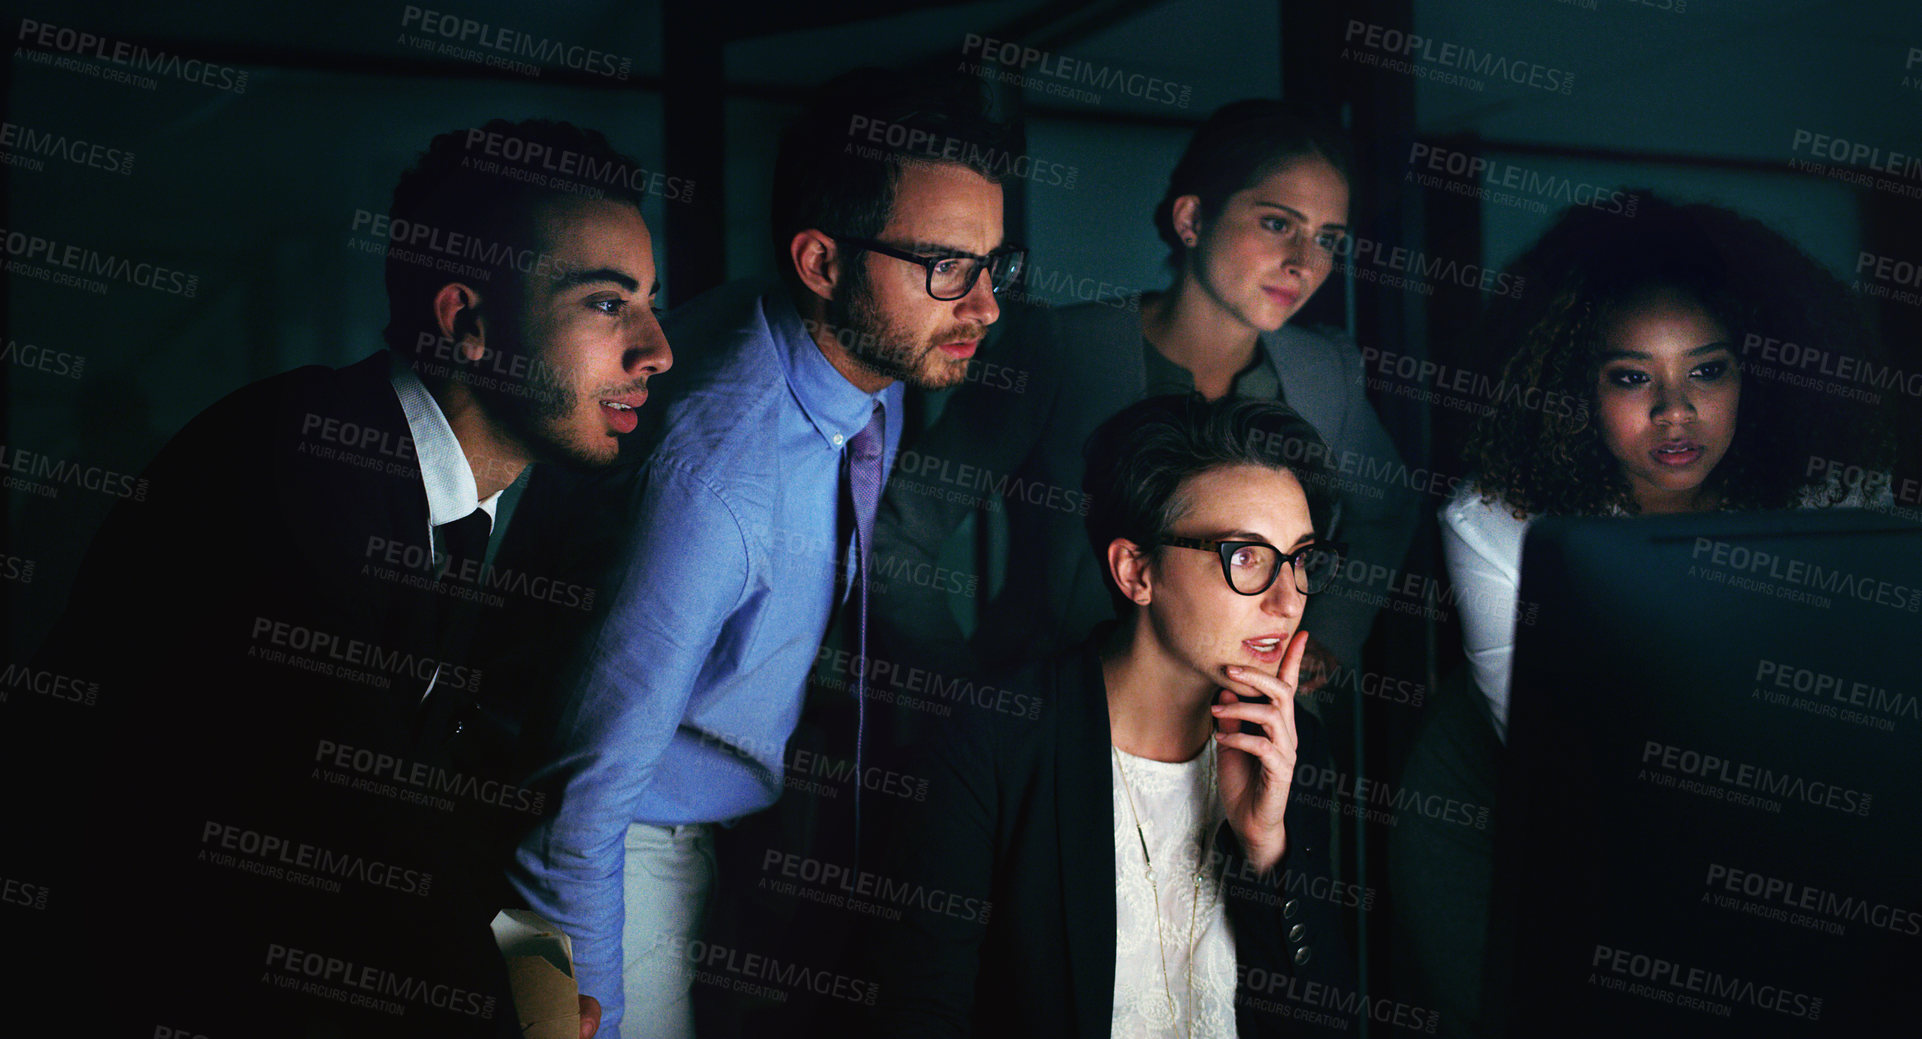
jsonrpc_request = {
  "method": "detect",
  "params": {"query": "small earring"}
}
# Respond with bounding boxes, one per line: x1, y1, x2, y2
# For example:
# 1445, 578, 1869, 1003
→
1183, 235, 1196, 246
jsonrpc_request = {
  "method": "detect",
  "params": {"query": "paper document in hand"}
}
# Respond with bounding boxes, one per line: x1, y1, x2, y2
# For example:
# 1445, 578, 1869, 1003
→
491, 908, 580, 1039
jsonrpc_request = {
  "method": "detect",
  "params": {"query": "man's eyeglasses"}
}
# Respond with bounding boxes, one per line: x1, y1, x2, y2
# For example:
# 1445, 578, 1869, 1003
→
1159, 537, 1346, 596
826, 233, 1026, 301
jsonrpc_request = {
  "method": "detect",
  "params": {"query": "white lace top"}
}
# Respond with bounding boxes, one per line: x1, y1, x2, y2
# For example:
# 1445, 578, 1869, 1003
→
1110, 745, 1235, 1039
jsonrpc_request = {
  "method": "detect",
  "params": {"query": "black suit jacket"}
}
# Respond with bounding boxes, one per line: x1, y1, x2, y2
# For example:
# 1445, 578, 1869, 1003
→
859, 642, 1357, 1038
19, 351, 519, 1038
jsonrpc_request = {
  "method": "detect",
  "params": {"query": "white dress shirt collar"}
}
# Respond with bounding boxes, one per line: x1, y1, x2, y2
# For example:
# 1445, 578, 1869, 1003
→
387, 353, 501, 529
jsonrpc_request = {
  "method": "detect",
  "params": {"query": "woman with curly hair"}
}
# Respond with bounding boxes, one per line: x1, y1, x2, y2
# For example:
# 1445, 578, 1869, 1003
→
1388, 193, 1895, 1039
1444, 192, 1894, 737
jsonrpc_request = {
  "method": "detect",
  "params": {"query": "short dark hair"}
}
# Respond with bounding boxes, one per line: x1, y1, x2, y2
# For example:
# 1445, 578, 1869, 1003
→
382, 118, 649, 354
770, 67, 1012, 295
1083, 395, 1337, 614
1154, 100, 1352, 268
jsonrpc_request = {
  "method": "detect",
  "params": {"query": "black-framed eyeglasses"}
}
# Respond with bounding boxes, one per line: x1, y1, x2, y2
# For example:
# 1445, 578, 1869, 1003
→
1159, 537, 1346, 596
825, 233, 1026, 301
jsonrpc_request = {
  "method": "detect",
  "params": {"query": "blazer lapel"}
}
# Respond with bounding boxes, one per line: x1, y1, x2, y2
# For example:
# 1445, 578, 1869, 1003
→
1056, 643, 1117, 1036
1265, 325, 1344, 434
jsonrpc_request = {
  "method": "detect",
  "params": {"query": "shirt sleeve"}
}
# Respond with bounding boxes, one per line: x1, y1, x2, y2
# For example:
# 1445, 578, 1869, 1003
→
507, 459, 749, 1034
1304, 336, 1420, 669
1438, 495, 1523, 740
1222, 710, 1354, 1037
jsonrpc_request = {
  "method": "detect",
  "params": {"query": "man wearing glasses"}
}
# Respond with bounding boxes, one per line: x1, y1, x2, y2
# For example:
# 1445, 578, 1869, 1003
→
507, 69, 1020, 1039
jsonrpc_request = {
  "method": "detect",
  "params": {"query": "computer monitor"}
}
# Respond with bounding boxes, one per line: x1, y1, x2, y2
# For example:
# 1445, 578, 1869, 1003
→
1489, 508, 1922, 1037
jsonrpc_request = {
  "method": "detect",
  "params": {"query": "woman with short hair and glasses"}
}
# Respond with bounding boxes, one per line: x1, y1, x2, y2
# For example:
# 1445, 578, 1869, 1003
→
860, 394, 1356, 1039
871, 100, 1414, 697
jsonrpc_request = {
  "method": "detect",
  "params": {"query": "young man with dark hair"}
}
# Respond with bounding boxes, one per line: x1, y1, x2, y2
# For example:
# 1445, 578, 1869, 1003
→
19, 118, 669, 1038
507, 68, 1023, 1038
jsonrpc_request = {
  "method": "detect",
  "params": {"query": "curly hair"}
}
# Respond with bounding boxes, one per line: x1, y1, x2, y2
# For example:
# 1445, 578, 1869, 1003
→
1463, 192, 1894, 517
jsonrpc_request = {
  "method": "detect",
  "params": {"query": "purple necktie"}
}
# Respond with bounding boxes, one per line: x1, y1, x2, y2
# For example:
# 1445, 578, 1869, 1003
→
846, 402, 885, 837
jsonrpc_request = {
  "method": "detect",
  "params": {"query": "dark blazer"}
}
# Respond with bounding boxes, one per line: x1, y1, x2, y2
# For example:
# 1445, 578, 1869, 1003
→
19, 351, 518, 1039
859, 641, 1357, 1038
872, 301, 1418, 678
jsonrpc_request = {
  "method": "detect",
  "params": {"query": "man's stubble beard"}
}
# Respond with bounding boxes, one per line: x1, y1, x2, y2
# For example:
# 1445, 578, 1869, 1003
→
481, 330, 628, 470
826, 271, 972, 391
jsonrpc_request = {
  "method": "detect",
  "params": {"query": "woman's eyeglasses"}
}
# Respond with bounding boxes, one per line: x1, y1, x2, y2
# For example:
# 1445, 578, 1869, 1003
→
1159, 536, 1346, 595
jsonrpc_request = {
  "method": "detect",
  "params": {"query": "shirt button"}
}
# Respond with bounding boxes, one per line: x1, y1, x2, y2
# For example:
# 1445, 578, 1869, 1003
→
1294, 946, 1312, 966
1288, 923, 1308, 942
832, 434, 845, 447
1282, 898, 1300, 919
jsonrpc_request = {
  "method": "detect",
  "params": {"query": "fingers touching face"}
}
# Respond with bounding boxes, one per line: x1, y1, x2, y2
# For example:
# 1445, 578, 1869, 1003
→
1132, 464, 1317, 684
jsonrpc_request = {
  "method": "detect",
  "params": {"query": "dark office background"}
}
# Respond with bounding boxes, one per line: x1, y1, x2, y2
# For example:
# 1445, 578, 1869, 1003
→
5, 0, 1918, 1033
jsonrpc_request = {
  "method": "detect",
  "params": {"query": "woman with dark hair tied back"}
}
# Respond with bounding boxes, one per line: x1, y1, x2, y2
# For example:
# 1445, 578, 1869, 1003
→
1389, 192, 1897, 1038
872, 100, 1415, 699
861, 394, 1360, 1038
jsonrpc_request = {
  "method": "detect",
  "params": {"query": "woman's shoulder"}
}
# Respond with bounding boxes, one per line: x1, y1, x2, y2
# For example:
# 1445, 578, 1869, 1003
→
928, 649, 1084, 752
1797, 466, 1898, 510
1262, 322, 1367, 385
1441, 482, 1527, 528
984, 300, 1136, 396
1266, 320, 1360, 356
889, 649, 1092, 817
1440, 483, 1532, 554
1045, 299, 1144, 343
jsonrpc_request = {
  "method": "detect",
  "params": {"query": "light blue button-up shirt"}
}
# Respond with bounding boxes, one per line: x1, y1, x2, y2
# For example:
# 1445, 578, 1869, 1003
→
508, 281, 902, 1033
